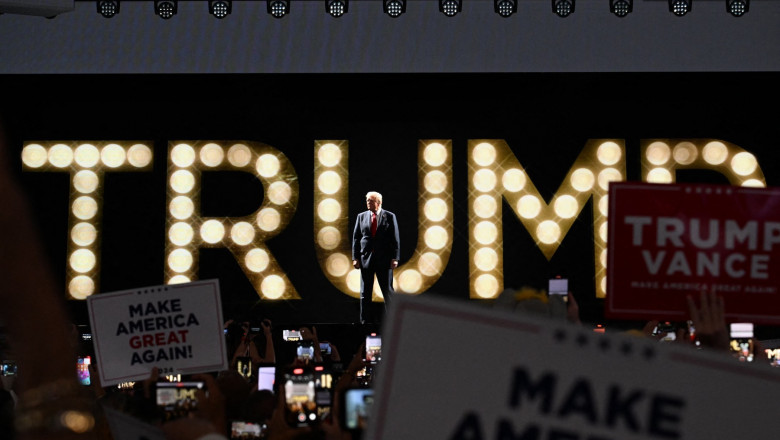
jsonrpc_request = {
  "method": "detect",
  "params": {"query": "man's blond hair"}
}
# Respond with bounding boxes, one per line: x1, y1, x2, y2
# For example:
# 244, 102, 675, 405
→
366, 191, 383, 204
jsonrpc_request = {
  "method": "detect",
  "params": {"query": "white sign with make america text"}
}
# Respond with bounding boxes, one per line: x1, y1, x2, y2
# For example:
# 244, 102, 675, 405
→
368, 294, 780, 440
87, 279, 228, 386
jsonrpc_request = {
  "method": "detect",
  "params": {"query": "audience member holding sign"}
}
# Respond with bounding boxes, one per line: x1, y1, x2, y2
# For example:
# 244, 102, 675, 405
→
0, 122, 230, 440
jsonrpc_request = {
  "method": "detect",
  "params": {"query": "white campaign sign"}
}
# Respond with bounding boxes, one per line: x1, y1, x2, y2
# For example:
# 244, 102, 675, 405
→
367, 294, 780, 440
87, 279, 228, 386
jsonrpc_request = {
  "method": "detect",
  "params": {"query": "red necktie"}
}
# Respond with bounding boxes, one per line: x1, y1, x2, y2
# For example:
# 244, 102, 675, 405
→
371, 212, 377, 237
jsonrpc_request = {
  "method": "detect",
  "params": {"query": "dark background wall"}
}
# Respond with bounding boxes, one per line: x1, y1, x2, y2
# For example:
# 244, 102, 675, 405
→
2, 73, 779, 342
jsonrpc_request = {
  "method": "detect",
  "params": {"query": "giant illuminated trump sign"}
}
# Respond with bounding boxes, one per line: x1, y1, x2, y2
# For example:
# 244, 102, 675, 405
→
21, 138, 765, 302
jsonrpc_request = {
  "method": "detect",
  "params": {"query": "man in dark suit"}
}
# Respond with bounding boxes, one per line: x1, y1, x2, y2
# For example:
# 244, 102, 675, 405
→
352, 191, 400, 325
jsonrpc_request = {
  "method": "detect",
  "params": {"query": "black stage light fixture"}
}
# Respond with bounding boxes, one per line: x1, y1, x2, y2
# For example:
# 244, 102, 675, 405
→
669, 0, 691, 16
726, 0, 748, 17
154, 0, 177, 19
495, 0, 517, 17
439, 0, 461, 17
209, 0, 231, 18
383, 0, 406, 17
552, 0, 574, 17
610, 0, 632, 17
97, 0, 119, 18
326, 0, 348, 17
268, 0, 290, 18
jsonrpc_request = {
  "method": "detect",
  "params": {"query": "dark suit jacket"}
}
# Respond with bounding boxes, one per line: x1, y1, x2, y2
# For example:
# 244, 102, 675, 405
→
352, 209, 400, 269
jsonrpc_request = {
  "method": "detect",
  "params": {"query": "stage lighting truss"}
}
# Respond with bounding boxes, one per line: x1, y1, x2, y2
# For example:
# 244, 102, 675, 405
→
326, 0, 348, 17
268, 0, 290, 17
97, 0, 119, 18
383, 0, 406, 17
154, 0, 177, 19
610, 0, 632, 17
552, 0, 574, 17
669, 0, 691, 16
80, 0, 751, 21
439, 0, 461, 17
726, 0, 748, 17
494, 0, 517, 17
208, 0, 231, 18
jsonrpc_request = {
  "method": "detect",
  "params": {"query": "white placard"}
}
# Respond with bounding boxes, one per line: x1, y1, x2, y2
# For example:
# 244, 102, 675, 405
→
367, 294, 780, 440
87, 279, 228, 386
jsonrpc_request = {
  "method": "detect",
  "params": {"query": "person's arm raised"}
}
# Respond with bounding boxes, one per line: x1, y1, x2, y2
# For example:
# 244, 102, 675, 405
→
687, 291, 729, 352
